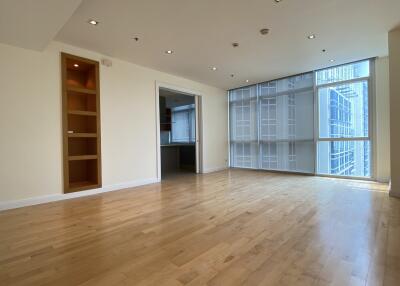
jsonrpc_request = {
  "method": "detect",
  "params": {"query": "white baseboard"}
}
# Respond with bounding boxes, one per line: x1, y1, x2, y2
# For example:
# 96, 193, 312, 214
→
202, 166, 228, 174
0, 177, 160, 211
389, 186, 400, 198
376, 176, 391, 184
389, 190, 400, 198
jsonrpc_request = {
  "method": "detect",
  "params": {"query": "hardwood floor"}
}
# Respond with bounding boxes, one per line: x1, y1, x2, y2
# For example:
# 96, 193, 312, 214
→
0, 169, 399, 286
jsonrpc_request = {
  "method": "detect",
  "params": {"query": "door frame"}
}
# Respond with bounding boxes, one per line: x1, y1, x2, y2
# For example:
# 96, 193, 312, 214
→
155, 81, 203, 180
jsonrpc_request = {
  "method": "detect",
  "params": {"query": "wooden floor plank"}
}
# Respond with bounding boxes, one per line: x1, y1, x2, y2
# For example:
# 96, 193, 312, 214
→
0, 169, 398, 286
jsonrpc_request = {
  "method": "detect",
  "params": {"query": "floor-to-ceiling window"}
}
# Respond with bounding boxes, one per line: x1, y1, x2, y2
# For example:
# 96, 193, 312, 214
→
229, 59, 373, 178
229, 86, 258, 168
229, 73, 315, 173
316, 60, 371, 178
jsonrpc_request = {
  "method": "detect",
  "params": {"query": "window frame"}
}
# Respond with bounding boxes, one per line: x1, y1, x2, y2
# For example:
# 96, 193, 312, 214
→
228, 58, 375, 180
228, 86, 258, 169
315, 59, 375, 180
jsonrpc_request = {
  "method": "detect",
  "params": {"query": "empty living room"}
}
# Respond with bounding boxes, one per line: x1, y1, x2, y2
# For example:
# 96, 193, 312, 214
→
1, 0, 400, 285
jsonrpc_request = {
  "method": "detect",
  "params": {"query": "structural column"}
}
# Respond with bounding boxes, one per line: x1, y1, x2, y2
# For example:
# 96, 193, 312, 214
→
389, 27, 400, 197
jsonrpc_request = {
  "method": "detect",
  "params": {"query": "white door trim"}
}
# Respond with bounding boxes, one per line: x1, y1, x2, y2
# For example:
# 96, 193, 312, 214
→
155, 81, 203, 180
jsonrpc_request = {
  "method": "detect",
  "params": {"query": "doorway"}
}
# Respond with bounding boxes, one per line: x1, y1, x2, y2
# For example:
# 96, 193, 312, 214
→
156, 84, 202, 180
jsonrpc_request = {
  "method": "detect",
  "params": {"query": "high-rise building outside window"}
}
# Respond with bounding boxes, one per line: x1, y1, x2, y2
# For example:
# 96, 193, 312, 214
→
317, 60, 371, 178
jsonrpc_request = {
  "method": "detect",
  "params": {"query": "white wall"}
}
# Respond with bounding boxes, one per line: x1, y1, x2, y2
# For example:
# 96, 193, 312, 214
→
389, 28, 400, 197
0, 41, 228, 202
375, 56, 391, 183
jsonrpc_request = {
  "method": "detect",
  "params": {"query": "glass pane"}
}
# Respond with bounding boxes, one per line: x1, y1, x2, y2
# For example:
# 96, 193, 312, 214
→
260, 90, 314, 141
229, 86, 258, 142
317, 140, 370, 177
260, 141, 314, 173
316, 60, 369, 85
230, 142, 258, 169
172, 110, 189, 142
319, 81, 368, 138
259, 73, 314, 96
190, 109, 195, 142
171, 105, 195, 143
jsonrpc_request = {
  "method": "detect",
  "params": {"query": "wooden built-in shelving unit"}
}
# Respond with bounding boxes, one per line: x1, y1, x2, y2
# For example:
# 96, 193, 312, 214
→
61, 53, 102, 193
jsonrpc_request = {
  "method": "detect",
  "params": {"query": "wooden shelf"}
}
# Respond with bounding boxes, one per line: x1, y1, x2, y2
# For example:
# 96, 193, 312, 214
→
68, 181, 99, 192
68, 155, 98, 161
68, 133, 97, 138
62, 52, 102, 194
68, 110, 97, 116
68, 137, 97, 156
66, 85, 96, 95
68, 91, 96, 112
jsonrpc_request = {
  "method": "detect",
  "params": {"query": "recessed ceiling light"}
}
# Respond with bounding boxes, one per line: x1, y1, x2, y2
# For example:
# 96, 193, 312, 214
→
165, 50, 174, 54
73, 64, 79, 68
260, 28, 270, 35
274, 0, 282, 2
307, 34, 316, 39
88, 19, 99, 25
330, 59, 335, 62
132, 37, 139, 42
232, 42, 239, 48
246, 80, 250, 83
211, 67, 217, 71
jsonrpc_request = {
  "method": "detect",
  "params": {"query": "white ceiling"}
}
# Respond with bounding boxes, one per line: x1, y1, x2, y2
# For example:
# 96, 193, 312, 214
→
2, 1, 400, 90
0, 0, 82, 51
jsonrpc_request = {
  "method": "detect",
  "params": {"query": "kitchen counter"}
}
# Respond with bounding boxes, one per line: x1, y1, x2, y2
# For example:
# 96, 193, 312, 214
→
161, 143, 196, 173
